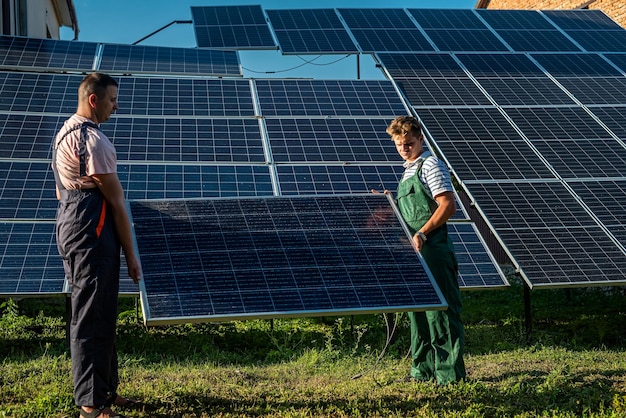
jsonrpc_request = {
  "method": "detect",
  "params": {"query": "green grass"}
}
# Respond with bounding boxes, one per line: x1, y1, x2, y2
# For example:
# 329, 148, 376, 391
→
1, 275, 625, 417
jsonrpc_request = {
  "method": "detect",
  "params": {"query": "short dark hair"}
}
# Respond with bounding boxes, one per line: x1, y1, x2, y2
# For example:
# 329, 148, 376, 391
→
386, 116, 422, 139
78, 72, 118, 102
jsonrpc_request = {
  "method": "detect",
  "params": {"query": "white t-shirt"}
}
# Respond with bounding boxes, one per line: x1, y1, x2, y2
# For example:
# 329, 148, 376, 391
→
53, 114, 117, 190
401, 151, 453, 198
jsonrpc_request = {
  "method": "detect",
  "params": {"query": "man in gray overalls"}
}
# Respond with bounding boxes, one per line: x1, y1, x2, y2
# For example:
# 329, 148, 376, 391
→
385, 115, 465, 385
52, 72, 142, 418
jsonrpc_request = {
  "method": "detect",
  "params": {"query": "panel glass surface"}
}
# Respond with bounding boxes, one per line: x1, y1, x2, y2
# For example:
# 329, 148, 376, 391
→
115, 77, 255, 117
555, 77, 626, 105
0, 221, 65, 295
409, 9, 487, 30
348, 28, 435, 53
266, 9, 357, 54
588, 106, 626, 138
504, 107, 612, 140
0, 161, 57, 220
99, 44, 242, 76
376, 53, 466, 78
424, 29, 508, 52
456, 53, 546, 77
131, 194, 446, 325
448, 222, 509, 289
265, 118, 397, 163
191, 5, 276, 49
605, 54, 626, 73
255, 79, 406, 117
475, 78, 575, 106
119, 164, 274, 200
562, 30, 626, 52
0, 114, 64, 160
543, 10, 622, 30
396, 78, 491, 107
108, 117, 265, 163
465, 182, 626, 287
0, 35, 97, 71
495, 30, 580, 52
476, 9, 555, 30
531, 53, 622, 77
0, 71, 82, 114
276, 164, 402, 195
338, 8, 416, 29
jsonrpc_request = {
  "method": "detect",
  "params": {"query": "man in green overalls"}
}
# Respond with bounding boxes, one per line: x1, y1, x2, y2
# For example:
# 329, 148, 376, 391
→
386, 115, 465, 384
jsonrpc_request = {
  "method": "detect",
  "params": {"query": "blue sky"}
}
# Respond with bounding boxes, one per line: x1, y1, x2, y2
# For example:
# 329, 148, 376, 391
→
63, 0, 477, 79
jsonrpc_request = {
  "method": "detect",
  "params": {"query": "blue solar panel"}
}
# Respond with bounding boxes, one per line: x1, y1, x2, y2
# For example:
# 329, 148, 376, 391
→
264, 118, 397, 163
0, 221, 65, 296
476, 9, 556, 30
396, 78, 492, 107
556, 77, 626, 105
255, 79, 407, 117
409, 9, 487, 30
99, 44, 242, 76
424, 29, 508, 52
496, 30, 581, 52
131, 194, 447, 325
0, 71, 81, 114
475, 78, 576, 106
605, 54, 626, 73
276, 164, 402, 195
588, 106, 626, 138
564, 30, 626, 52
0, 35, 97, 71
376, 53, 466, 78
119, 164, 275, 200
448, 222, 509, 289
531, 53, 623, 77
191, 5, 276, 49
465, 181, 626, 288
543, 9, 622, 30
108, 117, 265, 163
0, 114, 63, 160
266, 9, 357, 54
0, 161, 57, 220
456, 53, 546, 77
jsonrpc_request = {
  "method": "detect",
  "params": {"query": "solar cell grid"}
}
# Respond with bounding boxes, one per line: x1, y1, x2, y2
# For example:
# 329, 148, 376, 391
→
475, 78, 576, 106
531, 53, 622, 77
116, 77, 255, 117
338, 8, 416, 29
424, 29, 508, 52
409, 9, 487, 30
349, 28, 434, 53
605, 54, 626, 73
555, 77, 626, 105
0, 161, 56, 220
562, 30, 626, 53
264, 118, 396, 163
191, 5, 276, 49
495, 30, 580, 52
476, 9, 556, 30
255, 79, 406, 117
132, 194, 446, 324
504, 107, 613, 141
588, 106, 626, 138
465, 182, 601, 230
532, 139, 626, 179
0, 221, 65, 295
266, 9, 343, 30
543, 10, 623, 30
376, 53, 466, 78
433, 140, 556, 182
456, 53, 546, 77
448, 222, 508, 289
272, 29, 357, 54
0, 71, 81, 114
416, 108, 524, 142
0, 35, 97, 71
0, 114, 64, 160
275, 164, 403, 195
568, 180, 626, 228
108, 117, 265, 163
496, 226, 626, 287
99, 44, 242, 76
396, 78, 492, 107
118, 164, 274, 200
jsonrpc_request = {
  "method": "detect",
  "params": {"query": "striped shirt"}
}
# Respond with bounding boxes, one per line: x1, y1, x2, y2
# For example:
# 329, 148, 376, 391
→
401, 151, 453, 198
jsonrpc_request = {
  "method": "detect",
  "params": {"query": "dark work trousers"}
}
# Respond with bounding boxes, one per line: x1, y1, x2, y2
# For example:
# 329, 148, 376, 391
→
56, 188, 121, 408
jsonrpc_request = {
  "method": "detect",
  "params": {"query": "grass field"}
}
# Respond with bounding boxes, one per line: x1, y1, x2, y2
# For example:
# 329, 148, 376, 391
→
1, 275, 625, 417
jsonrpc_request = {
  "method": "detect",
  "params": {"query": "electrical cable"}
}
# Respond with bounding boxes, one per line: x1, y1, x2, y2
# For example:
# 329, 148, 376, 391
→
241, 54, 352, 74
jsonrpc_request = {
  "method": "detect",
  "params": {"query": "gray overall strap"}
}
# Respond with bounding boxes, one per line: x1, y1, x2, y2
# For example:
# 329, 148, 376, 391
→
52, 121, 100, 195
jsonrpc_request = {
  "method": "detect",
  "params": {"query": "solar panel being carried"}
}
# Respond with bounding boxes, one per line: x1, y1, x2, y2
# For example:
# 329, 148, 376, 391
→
131, 194, 447, 325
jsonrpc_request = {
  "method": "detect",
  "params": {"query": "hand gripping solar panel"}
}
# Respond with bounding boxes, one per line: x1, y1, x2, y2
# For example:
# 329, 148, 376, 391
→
130, 194, 447, 326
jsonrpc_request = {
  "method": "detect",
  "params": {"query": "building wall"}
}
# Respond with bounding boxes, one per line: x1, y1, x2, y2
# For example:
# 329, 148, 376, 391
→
479, 0, 626, 28
1, 0, 74, 38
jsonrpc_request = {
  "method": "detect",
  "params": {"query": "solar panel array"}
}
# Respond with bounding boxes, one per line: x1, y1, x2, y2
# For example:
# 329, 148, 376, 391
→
23, 6, 626, 303
132, 194, 447, 325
